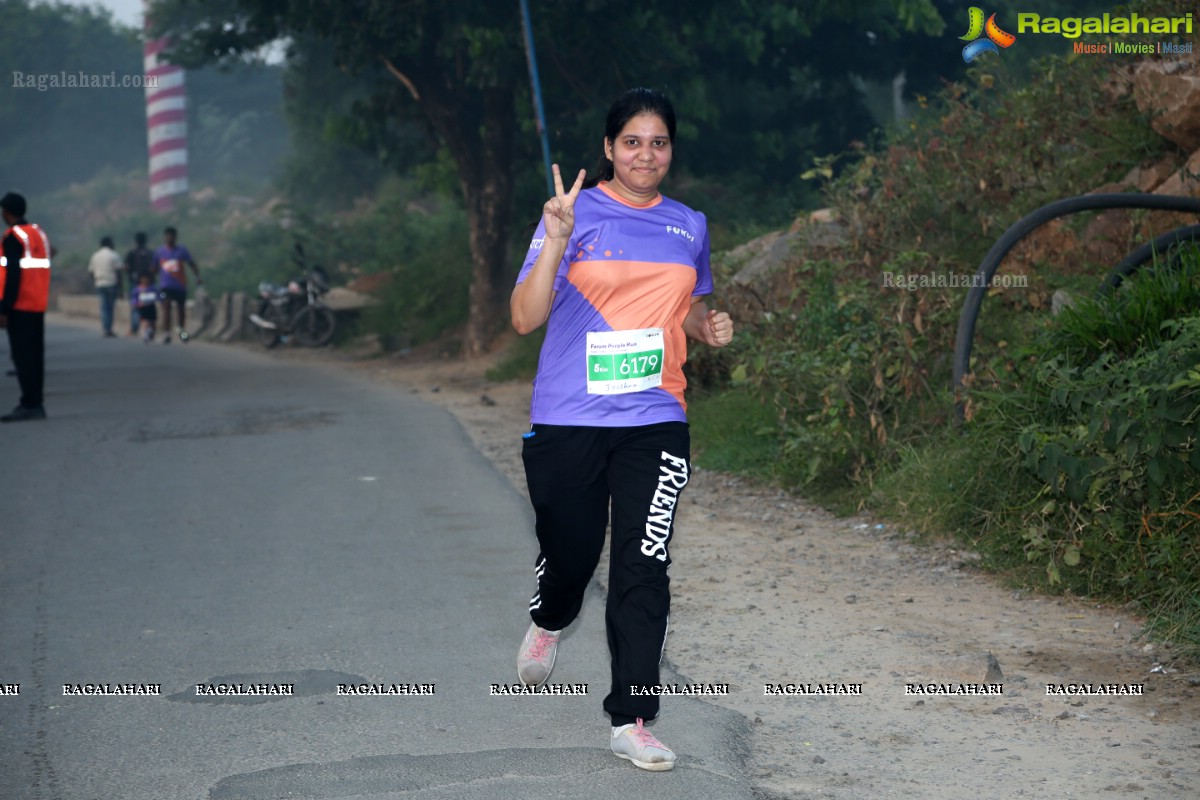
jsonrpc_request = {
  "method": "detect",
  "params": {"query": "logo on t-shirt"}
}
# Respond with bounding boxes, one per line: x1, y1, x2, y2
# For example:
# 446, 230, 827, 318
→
665, 226, 694, 242
162, 258, 182, 274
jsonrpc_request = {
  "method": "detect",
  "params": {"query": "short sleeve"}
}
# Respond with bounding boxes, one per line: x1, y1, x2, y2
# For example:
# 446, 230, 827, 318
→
692, 214, 713, 297
515, 219, 574, 292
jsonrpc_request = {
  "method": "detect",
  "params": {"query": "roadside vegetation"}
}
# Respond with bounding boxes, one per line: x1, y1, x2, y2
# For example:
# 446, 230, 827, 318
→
687, 49, 1199, 656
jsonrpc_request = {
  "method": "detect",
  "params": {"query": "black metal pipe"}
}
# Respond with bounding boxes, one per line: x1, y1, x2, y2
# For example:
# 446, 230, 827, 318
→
953, 194, 1200, 421
1097, 224, 1200, 294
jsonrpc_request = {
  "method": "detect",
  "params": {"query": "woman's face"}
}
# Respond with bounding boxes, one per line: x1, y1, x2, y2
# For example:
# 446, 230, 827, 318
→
604, 112, 672, 202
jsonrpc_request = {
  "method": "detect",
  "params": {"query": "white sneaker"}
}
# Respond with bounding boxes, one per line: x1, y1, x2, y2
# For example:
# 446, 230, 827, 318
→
611, 719, 676, 771
516, 622, 560, 687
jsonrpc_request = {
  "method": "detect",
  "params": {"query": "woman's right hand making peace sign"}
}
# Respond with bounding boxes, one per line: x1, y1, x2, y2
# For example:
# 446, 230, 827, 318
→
511, 164, 587, 334
543, 164, 588, 240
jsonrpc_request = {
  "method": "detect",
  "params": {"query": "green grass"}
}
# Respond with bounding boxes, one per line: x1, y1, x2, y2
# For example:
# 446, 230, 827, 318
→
486, 328, 545, 383
687, 388, 781, 477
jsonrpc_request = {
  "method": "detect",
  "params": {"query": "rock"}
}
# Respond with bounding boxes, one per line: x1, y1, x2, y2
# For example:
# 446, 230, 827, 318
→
1051, 289, 1076, 316
1133, 60, 1200, 152
1120, 155, 1183, 193
731, 230, 799, 287
813, 755, 826, 764
992, 705, 1032, 718
324, 286, 378, 311
985, 652, 1004, 683
1151, 148, 1200, 199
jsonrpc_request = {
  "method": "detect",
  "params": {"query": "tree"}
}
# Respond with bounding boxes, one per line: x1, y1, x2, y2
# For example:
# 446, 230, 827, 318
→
151, 0, 527, 355
150, 0, 943, 355
0, 0, 144, 193
0, 0, 290, 197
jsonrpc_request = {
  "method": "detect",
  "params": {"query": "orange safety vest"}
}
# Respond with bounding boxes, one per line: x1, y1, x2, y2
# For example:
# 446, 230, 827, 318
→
0, 223, 52, 312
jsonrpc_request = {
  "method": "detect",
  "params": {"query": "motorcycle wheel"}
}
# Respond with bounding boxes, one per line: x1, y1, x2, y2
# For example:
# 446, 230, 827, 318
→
256, 305, 282, 349
292, 305, 336, 348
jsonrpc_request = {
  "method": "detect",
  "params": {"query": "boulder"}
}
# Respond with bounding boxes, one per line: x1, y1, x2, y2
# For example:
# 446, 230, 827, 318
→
1152, 147, 1200, 199
1133, 59, 1200, 152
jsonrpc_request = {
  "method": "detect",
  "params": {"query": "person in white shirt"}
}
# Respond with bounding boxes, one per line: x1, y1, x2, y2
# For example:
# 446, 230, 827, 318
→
87, 236, 122, 337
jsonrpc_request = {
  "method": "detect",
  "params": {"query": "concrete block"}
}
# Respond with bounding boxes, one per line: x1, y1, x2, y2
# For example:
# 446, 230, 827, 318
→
219, 292, 250, 341
203, 293, 231, 341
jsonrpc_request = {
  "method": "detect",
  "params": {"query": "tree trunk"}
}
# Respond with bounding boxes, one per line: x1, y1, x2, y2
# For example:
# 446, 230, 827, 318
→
416, 79, 516, 357
461, 87, 515, 357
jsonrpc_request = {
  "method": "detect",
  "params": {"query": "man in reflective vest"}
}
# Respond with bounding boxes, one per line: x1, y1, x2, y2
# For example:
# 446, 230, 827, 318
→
0, 192, 51, 421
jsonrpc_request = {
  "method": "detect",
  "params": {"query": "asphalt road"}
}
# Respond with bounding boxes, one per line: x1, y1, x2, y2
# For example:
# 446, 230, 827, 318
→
0, 319, 753, 800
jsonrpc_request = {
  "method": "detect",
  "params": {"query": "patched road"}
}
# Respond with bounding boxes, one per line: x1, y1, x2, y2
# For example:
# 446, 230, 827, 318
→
0, 319, 752, 799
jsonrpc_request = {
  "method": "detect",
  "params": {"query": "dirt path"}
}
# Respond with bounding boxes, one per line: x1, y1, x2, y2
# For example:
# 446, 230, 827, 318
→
257, 340, 1200, 798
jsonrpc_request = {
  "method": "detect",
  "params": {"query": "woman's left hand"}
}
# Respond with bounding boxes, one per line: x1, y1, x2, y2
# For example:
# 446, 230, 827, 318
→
702, 309, 734, 347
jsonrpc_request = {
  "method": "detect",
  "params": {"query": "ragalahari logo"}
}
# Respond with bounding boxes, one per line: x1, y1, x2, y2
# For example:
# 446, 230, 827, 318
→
960, 7, 1017, 62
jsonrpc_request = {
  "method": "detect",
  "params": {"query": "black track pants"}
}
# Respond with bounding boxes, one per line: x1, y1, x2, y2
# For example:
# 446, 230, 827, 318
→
6, 310, 44, 408
521, 421, 690, 722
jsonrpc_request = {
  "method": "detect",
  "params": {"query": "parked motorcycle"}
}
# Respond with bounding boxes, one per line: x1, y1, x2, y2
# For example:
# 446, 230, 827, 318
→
249, 244, 336, 348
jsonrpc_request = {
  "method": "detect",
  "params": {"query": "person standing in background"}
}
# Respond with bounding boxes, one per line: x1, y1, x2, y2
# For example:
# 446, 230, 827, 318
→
154, 226, 201, 343
124, 231, 156, 336
0, 192, 51, 422
88, 236, 122, 337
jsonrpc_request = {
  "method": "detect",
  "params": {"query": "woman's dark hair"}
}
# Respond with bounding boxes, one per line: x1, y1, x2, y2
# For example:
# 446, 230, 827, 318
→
584, 87, 676, 188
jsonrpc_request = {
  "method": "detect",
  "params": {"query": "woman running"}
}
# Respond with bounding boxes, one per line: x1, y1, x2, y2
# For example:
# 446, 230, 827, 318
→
511, 87, 734, 771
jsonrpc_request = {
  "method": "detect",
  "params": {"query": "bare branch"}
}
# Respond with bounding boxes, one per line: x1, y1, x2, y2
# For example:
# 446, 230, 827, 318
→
381, 56, 420, 100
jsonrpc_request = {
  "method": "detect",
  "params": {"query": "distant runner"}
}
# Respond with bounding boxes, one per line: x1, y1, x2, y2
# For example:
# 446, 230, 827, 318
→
124, 232, 156, 336
510, 88, 734, 772
153, 226, 201, 343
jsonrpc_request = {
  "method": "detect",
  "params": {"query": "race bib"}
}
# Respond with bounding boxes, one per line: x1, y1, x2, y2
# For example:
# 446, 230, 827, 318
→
162, 258, 181, 274
586, 328, 664, 395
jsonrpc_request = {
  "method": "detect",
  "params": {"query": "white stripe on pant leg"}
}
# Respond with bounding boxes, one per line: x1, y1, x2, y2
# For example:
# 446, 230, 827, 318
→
530, 556, 547, 610
658, 614, 669, 664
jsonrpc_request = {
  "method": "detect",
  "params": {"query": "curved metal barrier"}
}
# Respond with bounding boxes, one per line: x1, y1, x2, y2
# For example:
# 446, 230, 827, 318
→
1098, 223, 1200, 294
953, 193, 1200, 421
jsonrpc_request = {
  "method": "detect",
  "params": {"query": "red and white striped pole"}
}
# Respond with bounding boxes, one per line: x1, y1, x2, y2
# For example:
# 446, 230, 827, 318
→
143, 2, 188, 211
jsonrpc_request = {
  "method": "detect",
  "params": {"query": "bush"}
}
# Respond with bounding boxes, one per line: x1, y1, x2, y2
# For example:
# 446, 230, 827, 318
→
707, 47, 1169, 499
1047, 246, 1200, 362
878, 250, 1200, 656
346, 180, 471, 345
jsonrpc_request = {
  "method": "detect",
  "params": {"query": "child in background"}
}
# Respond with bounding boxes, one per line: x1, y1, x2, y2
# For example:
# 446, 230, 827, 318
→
132, 274, 159, 343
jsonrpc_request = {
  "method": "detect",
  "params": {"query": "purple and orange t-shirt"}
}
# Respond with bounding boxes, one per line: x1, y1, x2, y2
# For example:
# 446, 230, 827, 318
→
154, 244, 194, 291
516, 182, 712, 427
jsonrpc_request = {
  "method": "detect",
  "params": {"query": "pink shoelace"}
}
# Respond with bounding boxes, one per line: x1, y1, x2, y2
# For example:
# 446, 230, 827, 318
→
629, 719, 666, 749
528, 629, 558, 661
